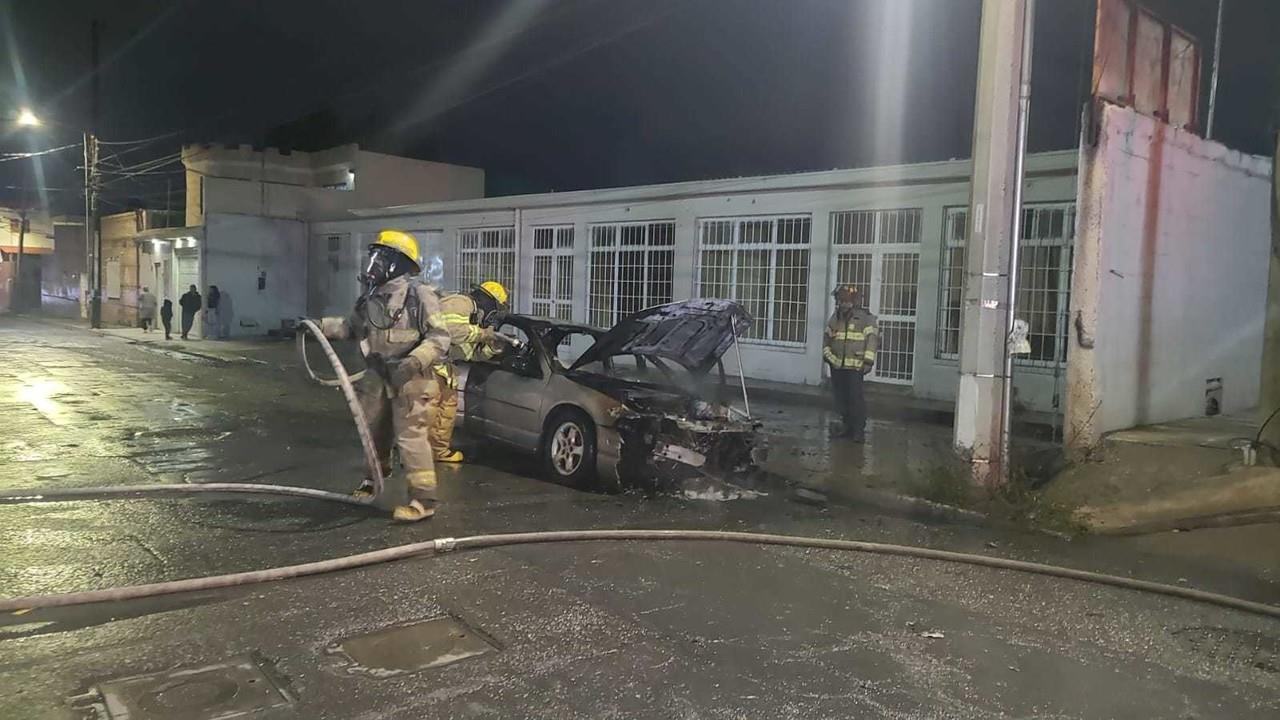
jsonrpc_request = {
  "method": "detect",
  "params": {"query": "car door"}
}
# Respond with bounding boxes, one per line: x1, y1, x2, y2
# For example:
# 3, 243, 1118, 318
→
476, 324, 548, 450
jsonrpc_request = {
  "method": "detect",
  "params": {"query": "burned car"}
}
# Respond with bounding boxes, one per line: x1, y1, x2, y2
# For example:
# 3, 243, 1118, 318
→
454, 299, 765, 491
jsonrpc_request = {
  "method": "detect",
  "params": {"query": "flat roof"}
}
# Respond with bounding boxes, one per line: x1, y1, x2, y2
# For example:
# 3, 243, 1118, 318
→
351, 150, 1079, 218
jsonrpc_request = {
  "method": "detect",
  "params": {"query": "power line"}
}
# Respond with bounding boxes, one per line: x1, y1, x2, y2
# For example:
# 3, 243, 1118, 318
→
97, 129, 187, 146
0, 142, 83, 162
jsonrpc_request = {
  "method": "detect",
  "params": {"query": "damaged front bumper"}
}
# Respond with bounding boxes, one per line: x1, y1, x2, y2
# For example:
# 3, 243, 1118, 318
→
609, 409, 767, 492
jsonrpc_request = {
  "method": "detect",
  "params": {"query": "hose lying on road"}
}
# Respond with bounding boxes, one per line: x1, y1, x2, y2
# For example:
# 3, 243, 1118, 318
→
1, 529, 1277, 619
0, 483, 373, 508
295, 318, 384, 496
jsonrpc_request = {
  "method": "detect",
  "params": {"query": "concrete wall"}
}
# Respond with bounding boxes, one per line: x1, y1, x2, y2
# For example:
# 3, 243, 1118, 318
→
204, 213, 307, 336
44, 222, 85, 301
1067, 102, 1273, 446
313, 153, 1080, 410
185, 145, 484, 226
98, 212, 143, 327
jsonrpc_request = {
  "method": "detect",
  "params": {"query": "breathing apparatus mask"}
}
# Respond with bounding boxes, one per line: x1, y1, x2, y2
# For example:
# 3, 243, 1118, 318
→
470, 286, 504, 328
356, 246, 421, 328
359, 246, 419, 299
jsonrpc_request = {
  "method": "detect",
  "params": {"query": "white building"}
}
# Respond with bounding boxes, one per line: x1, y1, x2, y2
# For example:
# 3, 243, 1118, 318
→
310, 151, 1082, 417
307, 104, 1273, 446
124, 143, 484, 337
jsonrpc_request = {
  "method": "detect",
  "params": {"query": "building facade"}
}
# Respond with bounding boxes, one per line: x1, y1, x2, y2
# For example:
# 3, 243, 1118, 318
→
311, 152, 1081, 416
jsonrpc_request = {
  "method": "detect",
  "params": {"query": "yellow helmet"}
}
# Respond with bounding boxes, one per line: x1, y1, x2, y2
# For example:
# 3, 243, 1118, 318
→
371, 229, 422, 267
477, 281, 509, 307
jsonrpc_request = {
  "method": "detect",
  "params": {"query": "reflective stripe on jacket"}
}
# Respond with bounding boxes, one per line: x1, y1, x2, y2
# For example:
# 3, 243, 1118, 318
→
319, 276, 452, 393
440, 293, 501, 362
823, 308, 878, 370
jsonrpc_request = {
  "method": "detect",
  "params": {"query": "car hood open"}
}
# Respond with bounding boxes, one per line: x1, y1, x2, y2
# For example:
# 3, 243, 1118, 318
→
569, 299, 752, 374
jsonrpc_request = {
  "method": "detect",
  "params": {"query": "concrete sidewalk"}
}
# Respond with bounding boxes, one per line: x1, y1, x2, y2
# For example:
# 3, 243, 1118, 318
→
1046, 412, 1280, 534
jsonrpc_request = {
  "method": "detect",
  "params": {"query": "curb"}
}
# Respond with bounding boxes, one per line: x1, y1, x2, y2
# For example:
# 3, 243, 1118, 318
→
1090, 506, 1280, 536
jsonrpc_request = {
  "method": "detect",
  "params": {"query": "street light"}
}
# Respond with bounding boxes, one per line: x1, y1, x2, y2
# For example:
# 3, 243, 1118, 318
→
15, 108, 42, 128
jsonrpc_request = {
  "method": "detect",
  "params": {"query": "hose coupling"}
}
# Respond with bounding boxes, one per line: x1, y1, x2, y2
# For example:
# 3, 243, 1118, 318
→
433, 537, 458, 553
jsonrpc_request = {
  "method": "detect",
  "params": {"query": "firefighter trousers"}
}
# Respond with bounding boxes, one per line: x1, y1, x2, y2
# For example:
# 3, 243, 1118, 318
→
428, 383, 460, 458
356, 372, 440, 505
829, 368, 866, 437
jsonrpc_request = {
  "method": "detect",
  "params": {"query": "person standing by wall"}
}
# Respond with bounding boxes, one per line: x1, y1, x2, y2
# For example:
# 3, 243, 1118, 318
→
179, 285, 201, 340
160, 299, 174, 340
138, 287, 157, 333
206, 284, 222, 339
822, 285, 878, 442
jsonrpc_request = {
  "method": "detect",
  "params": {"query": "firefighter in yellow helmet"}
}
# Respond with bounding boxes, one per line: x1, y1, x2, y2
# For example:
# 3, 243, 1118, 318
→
317, 229, 451, 522
823, 285, 878, 442
430, 280, 511, 462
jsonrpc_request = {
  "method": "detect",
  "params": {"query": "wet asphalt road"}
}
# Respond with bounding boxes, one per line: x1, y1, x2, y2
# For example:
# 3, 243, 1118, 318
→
1, 317, 1278, 719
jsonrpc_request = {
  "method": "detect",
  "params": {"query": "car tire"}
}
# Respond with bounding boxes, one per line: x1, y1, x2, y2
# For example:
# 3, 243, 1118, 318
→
542, 408, 597, 488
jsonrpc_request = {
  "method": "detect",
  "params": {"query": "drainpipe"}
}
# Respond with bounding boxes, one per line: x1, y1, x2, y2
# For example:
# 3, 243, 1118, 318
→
1206, 0, 1225, 140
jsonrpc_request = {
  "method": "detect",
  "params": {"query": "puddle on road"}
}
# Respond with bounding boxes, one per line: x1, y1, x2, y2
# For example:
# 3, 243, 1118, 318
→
333, 616, 497, 678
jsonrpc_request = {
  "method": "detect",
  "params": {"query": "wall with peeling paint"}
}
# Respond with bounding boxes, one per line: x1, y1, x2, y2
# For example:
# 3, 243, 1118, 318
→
1067, 102, 1272, 447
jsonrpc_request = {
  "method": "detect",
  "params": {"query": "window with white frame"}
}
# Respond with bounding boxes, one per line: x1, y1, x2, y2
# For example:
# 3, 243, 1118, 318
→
696, 215, 811, 345
935, 203, 1075, 367
830, 208, 922, 383
587, 220, 675, 327
458, 227, 516, 296
532, 225, 575, 321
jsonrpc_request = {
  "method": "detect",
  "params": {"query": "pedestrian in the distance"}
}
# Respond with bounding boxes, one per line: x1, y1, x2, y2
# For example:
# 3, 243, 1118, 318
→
160, 299, 174, 340
138, 286, 157, 333
206, 284, 222, 339
179, 285, 201, 340
822, 285, 878, 442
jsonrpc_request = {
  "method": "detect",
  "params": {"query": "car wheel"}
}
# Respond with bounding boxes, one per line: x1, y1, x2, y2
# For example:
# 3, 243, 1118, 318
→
542, 408, 597, 487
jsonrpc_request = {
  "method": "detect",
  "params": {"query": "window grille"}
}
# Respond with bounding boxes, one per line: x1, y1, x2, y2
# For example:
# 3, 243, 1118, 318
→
532, 226, 574, 320
587, 221, 675, 327
458, 227, 516, 296
695, 215, 811, 345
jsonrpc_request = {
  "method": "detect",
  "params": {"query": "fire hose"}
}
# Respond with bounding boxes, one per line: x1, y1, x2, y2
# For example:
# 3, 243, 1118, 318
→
0, 326, 1277, 620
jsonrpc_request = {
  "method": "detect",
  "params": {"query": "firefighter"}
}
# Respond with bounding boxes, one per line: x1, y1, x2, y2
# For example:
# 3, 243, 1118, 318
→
430, 281, 511, 462
318, 229, 451, 522
823, 285, 878, 442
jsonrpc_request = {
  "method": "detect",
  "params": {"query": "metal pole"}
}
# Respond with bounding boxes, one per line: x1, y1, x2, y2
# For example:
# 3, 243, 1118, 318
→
732, 327, 751, 419
14, 162, 27, 313
88, 19, 102, 328
83, 133, 91, 321
1206, 0, 1225, 139
998, 0, 1037, 482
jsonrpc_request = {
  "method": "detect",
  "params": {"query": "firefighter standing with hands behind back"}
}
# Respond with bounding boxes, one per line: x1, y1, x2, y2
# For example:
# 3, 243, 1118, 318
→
318, 229, 451, 522
823, 285, 878, 442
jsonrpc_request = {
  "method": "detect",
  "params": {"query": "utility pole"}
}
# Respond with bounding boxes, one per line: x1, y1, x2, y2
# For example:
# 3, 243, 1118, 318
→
87, 19, 102, 329
14, 163, 27, 312
1263, 132, 1280, 462
1206, 0, 1225, 140
953, 0, 1037, 486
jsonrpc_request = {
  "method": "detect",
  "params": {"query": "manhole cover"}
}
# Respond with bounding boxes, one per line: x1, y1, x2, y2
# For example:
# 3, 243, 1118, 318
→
334, 616, 496, 678
1172, 626, 1280, 673
92, 656, 290, 719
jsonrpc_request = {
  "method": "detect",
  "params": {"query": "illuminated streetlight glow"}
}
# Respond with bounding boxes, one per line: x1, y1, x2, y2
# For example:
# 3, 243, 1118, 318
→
16, 108, 42, 127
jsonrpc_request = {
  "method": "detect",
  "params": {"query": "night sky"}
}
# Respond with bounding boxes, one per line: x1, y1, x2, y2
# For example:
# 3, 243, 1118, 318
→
2, 0, 1276, 214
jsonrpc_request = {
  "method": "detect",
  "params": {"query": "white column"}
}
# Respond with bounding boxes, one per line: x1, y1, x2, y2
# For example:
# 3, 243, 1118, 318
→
954, 0, 1034, 485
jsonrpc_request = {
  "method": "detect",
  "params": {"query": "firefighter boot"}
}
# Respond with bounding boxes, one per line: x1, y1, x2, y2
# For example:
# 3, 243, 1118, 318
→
435, 449, 465, 463
392, 500, 435, 522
